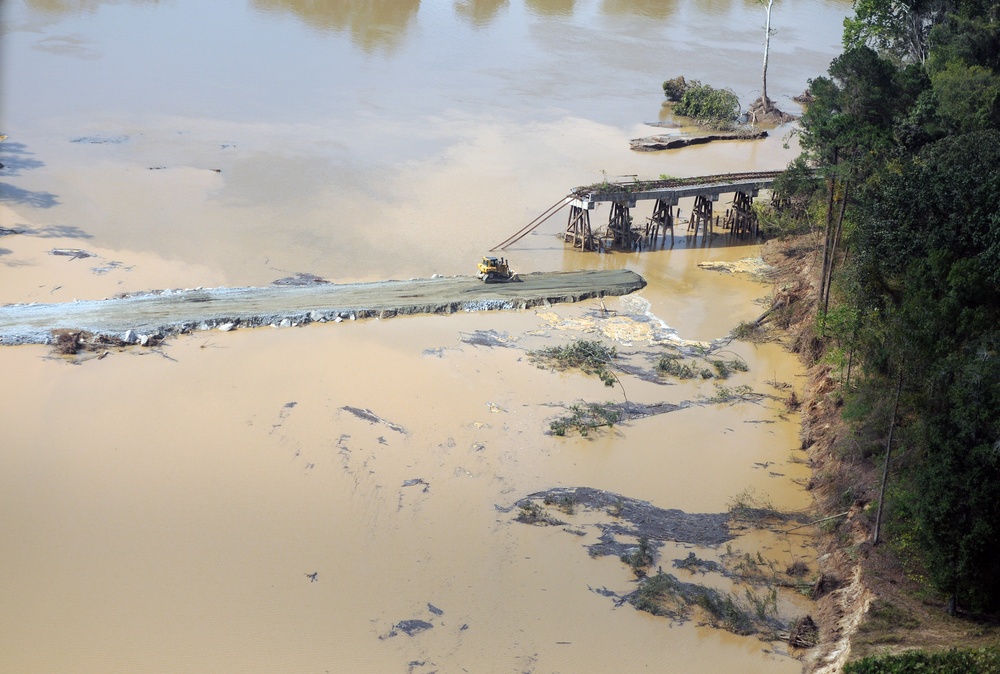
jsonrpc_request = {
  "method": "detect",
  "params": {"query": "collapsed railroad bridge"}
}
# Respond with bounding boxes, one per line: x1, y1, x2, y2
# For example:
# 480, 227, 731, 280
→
492, 170, 783, 253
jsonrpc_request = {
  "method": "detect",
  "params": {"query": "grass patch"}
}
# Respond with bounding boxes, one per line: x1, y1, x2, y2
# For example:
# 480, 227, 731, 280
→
844, 646, 1000, 674
857, 600, 920, 634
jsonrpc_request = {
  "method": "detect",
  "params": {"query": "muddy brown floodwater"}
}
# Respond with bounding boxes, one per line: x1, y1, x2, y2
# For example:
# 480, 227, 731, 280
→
1, 1, 851, 672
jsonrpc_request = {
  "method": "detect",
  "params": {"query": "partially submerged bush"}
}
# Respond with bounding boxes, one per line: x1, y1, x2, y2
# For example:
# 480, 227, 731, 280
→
515, 501, 565, 526
730, 320, 768, 342
707, 384, 758, 404
662, 75, 690, 101
674, 83, 740, 126
549, 402, 622, 437
630, 571, 776, 637
657, 355, 698, 379
530, 340, 618, 387
543, 493, 578, 515
621, 537, 655, 577
727, 487, 782, 524
710, 358, 749, 379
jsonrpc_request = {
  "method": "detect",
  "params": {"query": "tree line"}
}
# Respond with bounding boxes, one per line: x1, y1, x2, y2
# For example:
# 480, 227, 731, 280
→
785, 0, 1000, 615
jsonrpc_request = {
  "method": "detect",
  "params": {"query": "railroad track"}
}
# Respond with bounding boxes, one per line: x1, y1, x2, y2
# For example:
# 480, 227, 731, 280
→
570, 170, 785, 199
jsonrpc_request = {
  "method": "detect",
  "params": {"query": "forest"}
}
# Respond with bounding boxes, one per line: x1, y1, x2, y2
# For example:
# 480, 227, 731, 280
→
781, 0, 1000, 651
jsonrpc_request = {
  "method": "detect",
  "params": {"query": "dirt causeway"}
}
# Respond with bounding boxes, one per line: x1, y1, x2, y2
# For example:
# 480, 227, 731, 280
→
0, 269, 646, 345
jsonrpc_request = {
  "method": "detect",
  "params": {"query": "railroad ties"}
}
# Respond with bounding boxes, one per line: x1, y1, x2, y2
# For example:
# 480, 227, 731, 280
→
561, 170, 781, 252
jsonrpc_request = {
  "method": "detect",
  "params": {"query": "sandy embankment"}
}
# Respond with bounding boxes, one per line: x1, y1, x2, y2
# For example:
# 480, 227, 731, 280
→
0, 269, 646, 345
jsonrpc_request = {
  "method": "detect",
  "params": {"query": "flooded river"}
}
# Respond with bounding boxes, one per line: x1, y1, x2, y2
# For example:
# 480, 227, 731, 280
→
1, 1, 849, 672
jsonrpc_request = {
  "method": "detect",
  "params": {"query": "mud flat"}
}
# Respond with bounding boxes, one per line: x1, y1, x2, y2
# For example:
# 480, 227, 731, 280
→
0, 269, 645, 345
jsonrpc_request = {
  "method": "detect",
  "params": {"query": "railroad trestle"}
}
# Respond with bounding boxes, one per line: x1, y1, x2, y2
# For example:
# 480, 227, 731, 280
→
561, 171, 780, 252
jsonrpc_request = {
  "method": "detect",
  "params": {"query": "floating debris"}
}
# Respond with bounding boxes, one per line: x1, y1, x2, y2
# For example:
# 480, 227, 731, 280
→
510, 486, 734, 548
272, 272, 331, 286
459, 329, 514, 348
50, 248, 96, 260
402, 478, 430, 492
70, 135, 129, 144
341, 406, 407, 434
394, 620, 433, 637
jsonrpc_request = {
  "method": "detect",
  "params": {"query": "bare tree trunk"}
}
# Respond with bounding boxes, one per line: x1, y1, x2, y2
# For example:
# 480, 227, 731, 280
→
823, 179, 850, 315
873, 369, 904, 546
818, 176, 836, 313
761, 0, 775, 112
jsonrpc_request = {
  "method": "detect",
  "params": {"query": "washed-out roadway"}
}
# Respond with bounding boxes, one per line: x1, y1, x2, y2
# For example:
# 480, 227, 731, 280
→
0, 269, 646, 345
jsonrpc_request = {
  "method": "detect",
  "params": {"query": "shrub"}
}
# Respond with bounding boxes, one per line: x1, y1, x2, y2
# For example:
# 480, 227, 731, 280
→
549, 402, 622, 437
657, 355, 697, 379
530, 340, 618, 387
674, 83, 740, 124
662, 76, 691, 101
621, 537, 655, 576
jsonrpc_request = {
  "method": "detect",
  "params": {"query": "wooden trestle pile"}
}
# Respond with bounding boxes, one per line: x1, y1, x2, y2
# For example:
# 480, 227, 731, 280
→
560, 171, 780, 252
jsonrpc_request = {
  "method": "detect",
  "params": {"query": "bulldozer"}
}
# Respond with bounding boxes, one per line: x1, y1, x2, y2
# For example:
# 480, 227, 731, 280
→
476, 255, 515, 282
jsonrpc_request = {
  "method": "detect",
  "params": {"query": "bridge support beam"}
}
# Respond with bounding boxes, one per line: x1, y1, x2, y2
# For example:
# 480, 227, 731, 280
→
605, 202, 639, 249
644, 198, 675, 247
565, 204, 596, 250
689, 195, 715, 239
722, 191, 760, 239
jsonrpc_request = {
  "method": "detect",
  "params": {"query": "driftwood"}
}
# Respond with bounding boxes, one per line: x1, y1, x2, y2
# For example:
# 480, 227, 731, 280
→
788, 615, 819, 648
751, 295, 788, 327
49, 248, 96, 260
630, 130, 768, 152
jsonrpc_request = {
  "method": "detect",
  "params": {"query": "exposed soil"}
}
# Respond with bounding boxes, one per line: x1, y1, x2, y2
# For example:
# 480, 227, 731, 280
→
747, 97, 797, 125
0, 269, 646, 347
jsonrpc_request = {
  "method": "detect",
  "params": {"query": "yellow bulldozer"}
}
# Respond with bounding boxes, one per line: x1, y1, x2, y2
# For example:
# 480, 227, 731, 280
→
476, 255, 515, 282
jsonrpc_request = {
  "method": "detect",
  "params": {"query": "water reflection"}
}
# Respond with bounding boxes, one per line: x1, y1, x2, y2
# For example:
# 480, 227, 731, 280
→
600, 0, 679, 19
454, 0, 509, 27
525, 0, 576, 16
0, 183, 60, 209
0, 141, 58, 208
23, 0, 161, 14
0, 142, 45, 176
689, 0, 738, 17
249, 0, 420, 53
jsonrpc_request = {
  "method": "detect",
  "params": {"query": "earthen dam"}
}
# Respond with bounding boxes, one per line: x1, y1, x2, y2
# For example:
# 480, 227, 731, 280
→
0, 269, 646, 345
